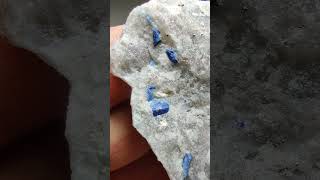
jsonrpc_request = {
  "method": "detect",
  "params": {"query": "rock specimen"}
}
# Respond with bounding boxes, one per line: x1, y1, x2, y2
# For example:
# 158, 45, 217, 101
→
212, 0, 320, 179
1, 1, 108, 180
111, 0, 210, 179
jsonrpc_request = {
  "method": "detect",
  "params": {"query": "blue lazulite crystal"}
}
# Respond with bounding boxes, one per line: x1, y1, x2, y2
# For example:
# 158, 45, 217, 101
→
182, 153, 193, 179
152, 27, 161, 47
166, 48, 178, 64
236, 121, 245, 128
235, 118, 246, 129
149, 58, 157, 67
146, 15, 153, 26
149, 99, 169, 117
146, 85, 156, 101
146, 15, 162, 47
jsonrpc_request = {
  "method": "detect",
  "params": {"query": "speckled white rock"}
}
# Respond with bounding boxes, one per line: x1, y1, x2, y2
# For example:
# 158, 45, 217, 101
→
111, 0, 210, 179
1, 1, 107, 180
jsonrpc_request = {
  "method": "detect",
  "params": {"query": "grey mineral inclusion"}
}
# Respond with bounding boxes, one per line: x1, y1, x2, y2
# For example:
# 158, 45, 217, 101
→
1, 1, 108, 180
111, 0, 210, 179
212, 0, 320, 179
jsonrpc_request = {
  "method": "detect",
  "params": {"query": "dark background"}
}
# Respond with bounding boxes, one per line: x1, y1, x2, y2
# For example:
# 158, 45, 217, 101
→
110, 0, 147, 26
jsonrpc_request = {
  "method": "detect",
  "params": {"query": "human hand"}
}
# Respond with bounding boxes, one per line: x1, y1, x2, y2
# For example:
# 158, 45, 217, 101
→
110, 26, 169, 180
0, 25, 169, 180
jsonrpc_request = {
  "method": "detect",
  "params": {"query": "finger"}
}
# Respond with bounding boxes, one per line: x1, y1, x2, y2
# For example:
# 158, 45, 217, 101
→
110, 102, 150, 171
111, 150, 169, 180
110, 26, 131, 108
110, 74, 131, 109
0, 37, 69, 147
110, 25, 123, 46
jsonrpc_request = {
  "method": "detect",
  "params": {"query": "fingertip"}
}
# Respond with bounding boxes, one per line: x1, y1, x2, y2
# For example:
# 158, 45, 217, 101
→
111, 150, 169, 180
110, 104, 150, 171
110, 25, 123, 46
110, 74, 131, 109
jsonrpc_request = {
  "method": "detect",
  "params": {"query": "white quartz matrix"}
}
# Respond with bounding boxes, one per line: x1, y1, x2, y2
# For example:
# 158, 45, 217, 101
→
111, 0, 210, 179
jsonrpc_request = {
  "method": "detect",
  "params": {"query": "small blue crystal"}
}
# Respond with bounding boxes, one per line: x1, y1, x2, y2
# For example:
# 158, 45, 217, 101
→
237, 121, 245, 128
146, 15, 162, 47
146, 85, 156, 101
149, 99, 169, 116
146, 15, 154, 26
152, 27, 161, 47
166, 48, 178, 64
235, 118, 245, 128
182, 153, 193, 179
149, 59, 156, 66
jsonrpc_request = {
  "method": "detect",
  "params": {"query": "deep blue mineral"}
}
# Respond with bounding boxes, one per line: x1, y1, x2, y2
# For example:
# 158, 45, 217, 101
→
182, 153, 193, 179
146, 85, 156, 101
149, 99, 170, 117
152, 27, 161, 47
166, 48, 178, 64
235, 118, 246, 129
146, 15, 161, 47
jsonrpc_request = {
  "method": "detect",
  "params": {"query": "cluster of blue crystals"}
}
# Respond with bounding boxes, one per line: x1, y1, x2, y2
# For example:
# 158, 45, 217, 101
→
149, 99, 170, 117
145, 14, 191, 179
182, 153, 193, 179
166, 48, 178, 64
146, 15, 179, 64
146, 86, 170, 117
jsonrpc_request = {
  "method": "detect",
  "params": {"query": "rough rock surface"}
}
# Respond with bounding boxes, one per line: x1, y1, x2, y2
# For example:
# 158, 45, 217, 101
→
2, 1, 108, 180
212, 0, 320, 179
111, 0, 210, 179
